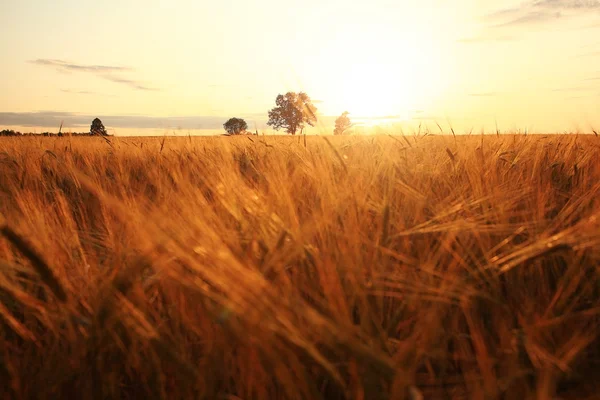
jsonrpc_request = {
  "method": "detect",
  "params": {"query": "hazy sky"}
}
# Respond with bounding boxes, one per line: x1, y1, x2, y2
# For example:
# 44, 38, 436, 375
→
1, 0, 599, 134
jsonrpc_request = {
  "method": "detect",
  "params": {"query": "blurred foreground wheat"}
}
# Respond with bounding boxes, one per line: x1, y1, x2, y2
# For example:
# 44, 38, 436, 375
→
0, 134, 599, 399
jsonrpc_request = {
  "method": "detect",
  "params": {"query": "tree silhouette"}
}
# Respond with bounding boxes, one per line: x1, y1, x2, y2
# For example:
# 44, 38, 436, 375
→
0, 129, 20, 136
90, 118, 108, 136
223, 117, 248, 135
267, 92, 317, 135
333, 111, 352, 135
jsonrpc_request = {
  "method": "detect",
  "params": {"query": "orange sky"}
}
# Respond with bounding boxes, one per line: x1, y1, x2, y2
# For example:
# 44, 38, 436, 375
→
1, 0, 599, 135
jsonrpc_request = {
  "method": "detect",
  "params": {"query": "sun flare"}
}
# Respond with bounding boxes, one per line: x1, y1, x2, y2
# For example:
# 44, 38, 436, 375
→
313, 21, 445, 122
336, 61, 414, 119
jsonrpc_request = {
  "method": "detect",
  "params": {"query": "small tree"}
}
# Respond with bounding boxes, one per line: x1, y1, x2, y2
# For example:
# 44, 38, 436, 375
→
223, 117, 248, 135
267, 92, 317, 135
90, 118, 108, 136
333, 111, 352, 135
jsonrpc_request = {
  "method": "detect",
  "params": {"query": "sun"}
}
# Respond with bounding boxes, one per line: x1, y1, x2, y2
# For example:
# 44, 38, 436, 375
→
310, 20, 446, 123
336, 60, 415, 120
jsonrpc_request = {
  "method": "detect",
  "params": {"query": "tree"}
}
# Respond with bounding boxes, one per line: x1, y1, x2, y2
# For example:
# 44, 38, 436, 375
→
90, 118, 108, 136
267, 92, 317, 135
333, 111, 352, 135
223, 117, 248, 135
0, 129, 20, 136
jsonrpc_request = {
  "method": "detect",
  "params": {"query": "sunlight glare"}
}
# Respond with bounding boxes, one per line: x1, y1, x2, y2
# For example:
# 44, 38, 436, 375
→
316, 22, 443, 122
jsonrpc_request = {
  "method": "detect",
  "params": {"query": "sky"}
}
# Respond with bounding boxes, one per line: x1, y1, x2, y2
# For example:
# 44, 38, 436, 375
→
0, 0, 599, 135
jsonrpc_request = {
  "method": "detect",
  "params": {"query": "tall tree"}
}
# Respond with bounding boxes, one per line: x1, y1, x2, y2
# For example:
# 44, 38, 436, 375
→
267, 92, 317, 135
223, 117, 248, 135
333, 111, 352, 135
90, 118, 108, 136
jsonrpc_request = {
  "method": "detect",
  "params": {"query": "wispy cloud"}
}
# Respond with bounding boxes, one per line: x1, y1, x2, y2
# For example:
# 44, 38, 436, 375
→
0, 111, 242, 130
485, 7, 523, 20
484, 1, 600, 29
60, 89, 117, 97
533, 0, 600, 10
0, 111, 389, 131
30, 59, 131, 73
493, 11, 562, 27
61, 89, 95, 95
101, 75, 158, 91
30, 59, 158, 91
551, 86, 593, 92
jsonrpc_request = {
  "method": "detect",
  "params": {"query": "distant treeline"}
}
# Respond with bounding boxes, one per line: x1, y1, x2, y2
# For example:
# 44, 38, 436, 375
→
0, 129, 102, 137
1, 118, 110, 137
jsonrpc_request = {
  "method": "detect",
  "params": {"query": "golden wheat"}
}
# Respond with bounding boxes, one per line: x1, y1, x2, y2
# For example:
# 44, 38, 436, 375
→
0, 134, 598, 399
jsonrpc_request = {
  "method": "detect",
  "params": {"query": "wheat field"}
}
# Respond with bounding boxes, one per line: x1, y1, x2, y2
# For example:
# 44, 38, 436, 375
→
0, 134, 599, 399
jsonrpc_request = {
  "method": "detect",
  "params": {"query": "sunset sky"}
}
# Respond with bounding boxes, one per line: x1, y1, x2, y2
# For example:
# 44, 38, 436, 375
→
1, 0, 599, 135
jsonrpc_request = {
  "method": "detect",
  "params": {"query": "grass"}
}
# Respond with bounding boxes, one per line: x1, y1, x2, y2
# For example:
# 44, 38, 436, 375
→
0, 134, 599, 399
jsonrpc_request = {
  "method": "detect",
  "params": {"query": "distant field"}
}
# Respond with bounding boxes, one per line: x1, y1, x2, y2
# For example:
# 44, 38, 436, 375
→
0, 134, 599, 399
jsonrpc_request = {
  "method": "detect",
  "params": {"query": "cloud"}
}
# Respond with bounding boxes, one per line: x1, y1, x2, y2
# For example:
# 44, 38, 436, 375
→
533, 0, 600, 10
1, 111, 381, 132
61, 89, 95, 95
484, 1, 600, 29
551, 86, 593, 92
0, 111, 80, 128
30, 59, 158, 91
101, 75, 158, 91
493, 11, 562, 27
29, 59, 131, 73
485, 7, 523, 20
0, 111, 240, 130
60, 89, 117, 97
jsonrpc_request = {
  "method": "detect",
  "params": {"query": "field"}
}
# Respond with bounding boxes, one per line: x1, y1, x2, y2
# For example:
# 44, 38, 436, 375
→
0, 134, 599, 399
